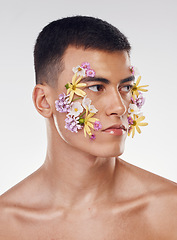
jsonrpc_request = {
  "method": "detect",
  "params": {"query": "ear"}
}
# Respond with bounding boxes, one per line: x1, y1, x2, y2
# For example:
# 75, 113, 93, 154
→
32, 84, 52, 118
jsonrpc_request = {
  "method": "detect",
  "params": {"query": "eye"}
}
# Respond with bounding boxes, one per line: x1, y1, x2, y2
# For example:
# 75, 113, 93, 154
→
119, 84, 133, 93
88, 85, 104, 92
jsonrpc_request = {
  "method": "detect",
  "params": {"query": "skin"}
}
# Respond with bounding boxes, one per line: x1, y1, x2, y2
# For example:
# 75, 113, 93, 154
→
0, 47, 177, 240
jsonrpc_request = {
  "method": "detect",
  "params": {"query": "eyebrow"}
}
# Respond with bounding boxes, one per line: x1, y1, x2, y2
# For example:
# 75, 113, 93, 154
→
82, 75, 135, 84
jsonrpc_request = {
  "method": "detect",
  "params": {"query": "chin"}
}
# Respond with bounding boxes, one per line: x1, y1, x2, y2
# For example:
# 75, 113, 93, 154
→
91, 141, 125, 157
59, 127, 126, 157
73, 137, 126, 158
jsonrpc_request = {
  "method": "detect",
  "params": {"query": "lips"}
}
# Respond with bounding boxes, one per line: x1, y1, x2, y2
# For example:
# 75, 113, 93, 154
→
102, 124, 127, 136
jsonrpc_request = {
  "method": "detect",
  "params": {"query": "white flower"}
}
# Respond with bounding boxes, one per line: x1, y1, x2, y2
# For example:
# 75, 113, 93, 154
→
82, 95, 98, 114
82, 95, 91, 109
89, 104, 98, 113
72, 65, 86, 77
68, 102, 83, 117
128, 103, 140, 115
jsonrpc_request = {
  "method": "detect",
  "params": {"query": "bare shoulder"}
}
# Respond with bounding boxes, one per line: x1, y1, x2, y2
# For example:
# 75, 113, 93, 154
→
118, 158, 177, 239
118, 158, 177, 191
0, 166, 46, 207
0, 166, 49, 238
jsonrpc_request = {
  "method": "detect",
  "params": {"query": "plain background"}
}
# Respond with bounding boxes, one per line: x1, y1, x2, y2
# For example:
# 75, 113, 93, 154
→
0, 0, 177, 195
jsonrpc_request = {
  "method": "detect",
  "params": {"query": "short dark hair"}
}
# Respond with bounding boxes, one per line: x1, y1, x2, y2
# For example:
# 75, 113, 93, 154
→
34, 16, 131, 86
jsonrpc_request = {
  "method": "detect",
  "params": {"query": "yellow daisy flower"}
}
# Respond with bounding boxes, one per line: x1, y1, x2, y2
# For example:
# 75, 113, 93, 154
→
83, 107, 99, 137
132, 76, 149, 100
66, 73, 87, 102
128, 114, 148, 138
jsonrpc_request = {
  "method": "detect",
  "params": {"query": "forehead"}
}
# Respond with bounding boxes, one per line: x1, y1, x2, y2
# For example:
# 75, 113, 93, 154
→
59, 46, 131, 83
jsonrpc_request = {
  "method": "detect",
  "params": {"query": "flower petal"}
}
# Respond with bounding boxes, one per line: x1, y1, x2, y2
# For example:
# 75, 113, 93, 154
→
132, 93, 136, 100
136, 125, 141, 134
75, 88, 86, 97
75, 76, 83, 84
136, 76, 141, 87
138, 85, 149, 88
87, 112, 95, 119
72, 73, 77, 85
69, 91, 74, 102
85, 124, 91, 135
137, 88, 148, 92
139, 122, 148, 126
132, 127, 135, 138
84, 126, 87, 137
87, 122, 94, 129
67, 88, 71, 95
136, 115, 145, 122
88, 117, 99, 123
86, 106, 88, 116
89, 105, 98, 113
76, 83, 87, 88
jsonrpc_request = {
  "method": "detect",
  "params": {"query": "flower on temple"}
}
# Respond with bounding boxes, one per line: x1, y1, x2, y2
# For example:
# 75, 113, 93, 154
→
65, 115, 83, 133
68, 102, 83, 117
81, 62, 90, 69
130, 66, 139, 76
55, 93, 71, 113
131, 76, 149, 100
93, 121, 102, 131
65, 73, 87, 102
128, 114, 148, 138
72, 65, 86, 77
86, 69, 95, 77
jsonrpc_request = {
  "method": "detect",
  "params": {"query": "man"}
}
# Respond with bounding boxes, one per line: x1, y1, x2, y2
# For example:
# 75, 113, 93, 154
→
0, 16, 176, 239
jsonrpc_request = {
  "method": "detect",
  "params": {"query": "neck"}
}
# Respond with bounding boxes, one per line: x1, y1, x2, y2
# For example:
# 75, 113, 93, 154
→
42, 120, 117, 208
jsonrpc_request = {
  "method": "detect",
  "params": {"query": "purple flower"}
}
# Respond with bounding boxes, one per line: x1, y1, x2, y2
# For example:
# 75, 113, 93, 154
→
81, 62, 90, 69
130, 66, 135, 75
94, 121, 102, 131
86, 69, 95, 77
65, 115, 83, 133
90, 134, 96, 140
128, 126, 132, 134
127, 116, 134, 125
55, 93, 71, 113
131, 97, 135, 104
135, 92, 145, 109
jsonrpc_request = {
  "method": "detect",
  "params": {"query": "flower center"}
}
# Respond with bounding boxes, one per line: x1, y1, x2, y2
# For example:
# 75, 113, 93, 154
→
74, 108, 78, 112
132, 86, 137, 91
133, 120, 137, 126
78, 67, 82, 71
71, 84, 76, 90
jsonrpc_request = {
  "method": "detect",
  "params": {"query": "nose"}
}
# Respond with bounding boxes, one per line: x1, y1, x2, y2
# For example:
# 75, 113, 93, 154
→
105, 89, 127, 117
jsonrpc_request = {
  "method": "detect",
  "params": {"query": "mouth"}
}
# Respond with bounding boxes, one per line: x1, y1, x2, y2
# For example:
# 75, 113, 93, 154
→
102, 124, 127, 136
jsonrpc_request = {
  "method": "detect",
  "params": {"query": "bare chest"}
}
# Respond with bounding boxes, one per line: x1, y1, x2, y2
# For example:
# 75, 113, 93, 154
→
4, 208, 157, 240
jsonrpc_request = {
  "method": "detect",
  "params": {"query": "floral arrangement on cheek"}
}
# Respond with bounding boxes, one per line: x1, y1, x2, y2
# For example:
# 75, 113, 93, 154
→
128, 66, 149, 138
55, 62, 102, 140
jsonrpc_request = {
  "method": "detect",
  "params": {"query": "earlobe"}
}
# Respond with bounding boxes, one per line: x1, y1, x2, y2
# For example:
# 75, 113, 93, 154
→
32, 84, 52, 118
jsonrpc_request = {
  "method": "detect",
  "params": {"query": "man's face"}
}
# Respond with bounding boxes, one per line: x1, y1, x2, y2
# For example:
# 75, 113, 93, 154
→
51, 46, 134, 157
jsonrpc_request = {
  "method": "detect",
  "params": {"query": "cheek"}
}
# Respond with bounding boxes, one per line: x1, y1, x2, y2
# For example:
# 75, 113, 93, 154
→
122, 93, 132, 110
53, 112, 67, 141
53, 110, 85, 144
